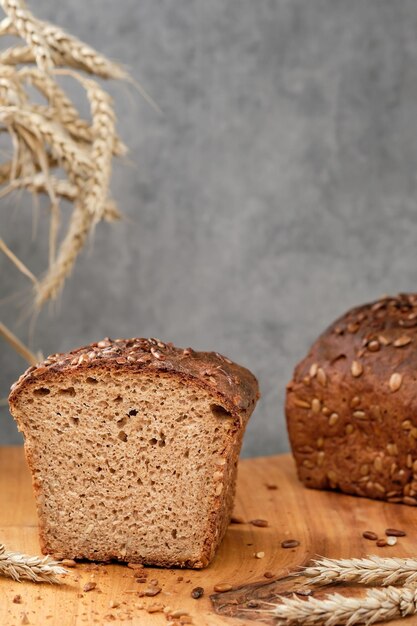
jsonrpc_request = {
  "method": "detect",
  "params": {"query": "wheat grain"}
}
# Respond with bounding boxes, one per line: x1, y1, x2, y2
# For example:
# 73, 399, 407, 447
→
304, 556, 417, 588
0, 43, 62, 67
256, 586, 417, 626
0, 543, 68, 583
0, 15, 14, 36
0, 0, 52, 71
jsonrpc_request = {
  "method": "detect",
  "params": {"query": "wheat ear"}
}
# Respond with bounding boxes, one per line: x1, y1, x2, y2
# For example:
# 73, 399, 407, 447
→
303, 556, 417, 588
40, 21, 127, 79
67, 73, 115, 223
1, 106, 93, 177
256, 586, 417, 626
0, 543, 68, 583
0, 0, 52, 71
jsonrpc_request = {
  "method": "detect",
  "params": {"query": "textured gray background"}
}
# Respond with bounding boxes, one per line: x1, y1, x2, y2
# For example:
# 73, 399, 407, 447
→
2, 0, 417, 456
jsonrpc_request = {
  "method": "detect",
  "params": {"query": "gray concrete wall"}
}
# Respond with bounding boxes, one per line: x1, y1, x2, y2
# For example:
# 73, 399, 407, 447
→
2, 0, 417, 456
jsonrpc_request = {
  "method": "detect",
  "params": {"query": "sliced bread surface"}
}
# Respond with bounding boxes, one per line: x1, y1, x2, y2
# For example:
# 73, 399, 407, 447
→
9, 337, 259, 567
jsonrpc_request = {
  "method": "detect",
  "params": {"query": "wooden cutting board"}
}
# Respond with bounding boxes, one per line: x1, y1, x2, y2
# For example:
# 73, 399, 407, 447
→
1, 447, 416, 626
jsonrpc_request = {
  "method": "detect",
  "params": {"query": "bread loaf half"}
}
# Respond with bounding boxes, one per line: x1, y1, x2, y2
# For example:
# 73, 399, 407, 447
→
286, 293, 417, 506
9, 337, 259, 568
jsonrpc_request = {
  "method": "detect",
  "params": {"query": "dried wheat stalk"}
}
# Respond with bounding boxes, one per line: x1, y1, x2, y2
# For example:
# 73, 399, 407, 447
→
0, 543, 68, 583
0, 0, 130, 362
257, 585, 417, 626
303, 556, 417, 588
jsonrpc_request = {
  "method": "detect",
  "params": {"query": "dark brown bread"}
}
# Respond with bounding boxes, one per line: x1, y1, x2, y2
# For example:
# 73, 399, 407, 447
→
9, 337, 259, 567
286, 293, 417, 506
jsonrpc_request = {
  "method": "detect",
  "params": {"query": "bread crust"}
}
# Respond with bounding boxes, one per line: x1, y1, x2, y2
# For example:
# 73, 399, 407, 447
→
286, 293, 417, 506
9, 337, 259, 416
9, 337, 259, 567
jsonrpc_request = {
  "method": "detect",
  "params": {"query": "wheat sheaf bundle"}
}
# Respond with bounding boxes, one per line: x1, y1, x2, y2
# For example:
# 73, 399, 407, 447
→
258, 585, 417, 626
0, 0, 129, 363
249, 556, 417, 625
0, 543, 67, 583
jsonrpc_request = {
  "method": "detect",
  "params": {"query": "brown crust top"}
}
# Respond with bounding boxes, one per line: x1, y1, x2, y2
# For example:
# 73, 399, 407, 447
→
294, 292, 417, 375
9, 337, 259, 413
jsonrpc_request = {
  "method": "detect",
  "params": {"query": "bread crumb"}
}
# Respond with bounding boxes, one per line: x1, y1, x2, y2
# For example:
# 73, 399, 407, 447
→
83, 582, 97, 592
13, 595, 22, 604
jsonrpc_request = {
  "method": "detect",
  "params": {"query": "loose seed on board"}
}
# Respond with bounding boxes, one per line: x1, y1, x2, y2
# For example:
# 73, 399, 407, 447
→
351, 361, 363, 377
362, 531, 378, 541
281, 539, 300, 549
376, 539, 387, 547
213, 583, 232, 593
250, 519, 269, 528
385, 528, 406, 537
386, 537, 398, 546
389, 372, 403, 392
191, 587, 204, 599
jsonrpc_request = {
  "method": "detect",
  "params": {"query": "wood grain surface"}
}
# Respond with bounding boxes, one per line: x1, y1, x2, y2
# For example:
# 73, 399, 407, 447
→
1, 447, 416, 626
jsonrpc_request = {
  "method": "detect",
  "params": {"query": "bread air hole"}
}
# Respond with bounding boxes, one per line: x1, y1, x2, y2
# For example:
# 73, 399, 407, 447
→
33, 387, 50, 396
59, 386, 76, 396
210, 404, 231, 418
86, 377, 98, 384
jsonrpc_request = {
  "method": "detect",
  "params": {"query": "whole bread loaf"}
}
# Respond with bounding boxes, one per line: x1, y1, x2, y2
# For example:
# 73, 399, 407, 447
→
9, 337, 259, 568
286, 293, 417, 506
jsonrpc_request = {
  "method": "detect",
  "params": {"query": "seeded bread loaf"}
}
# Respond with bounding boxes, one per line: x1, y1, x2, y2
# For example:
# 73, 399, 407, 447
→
286, 293, 417, 506
9, 337, 259, 568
